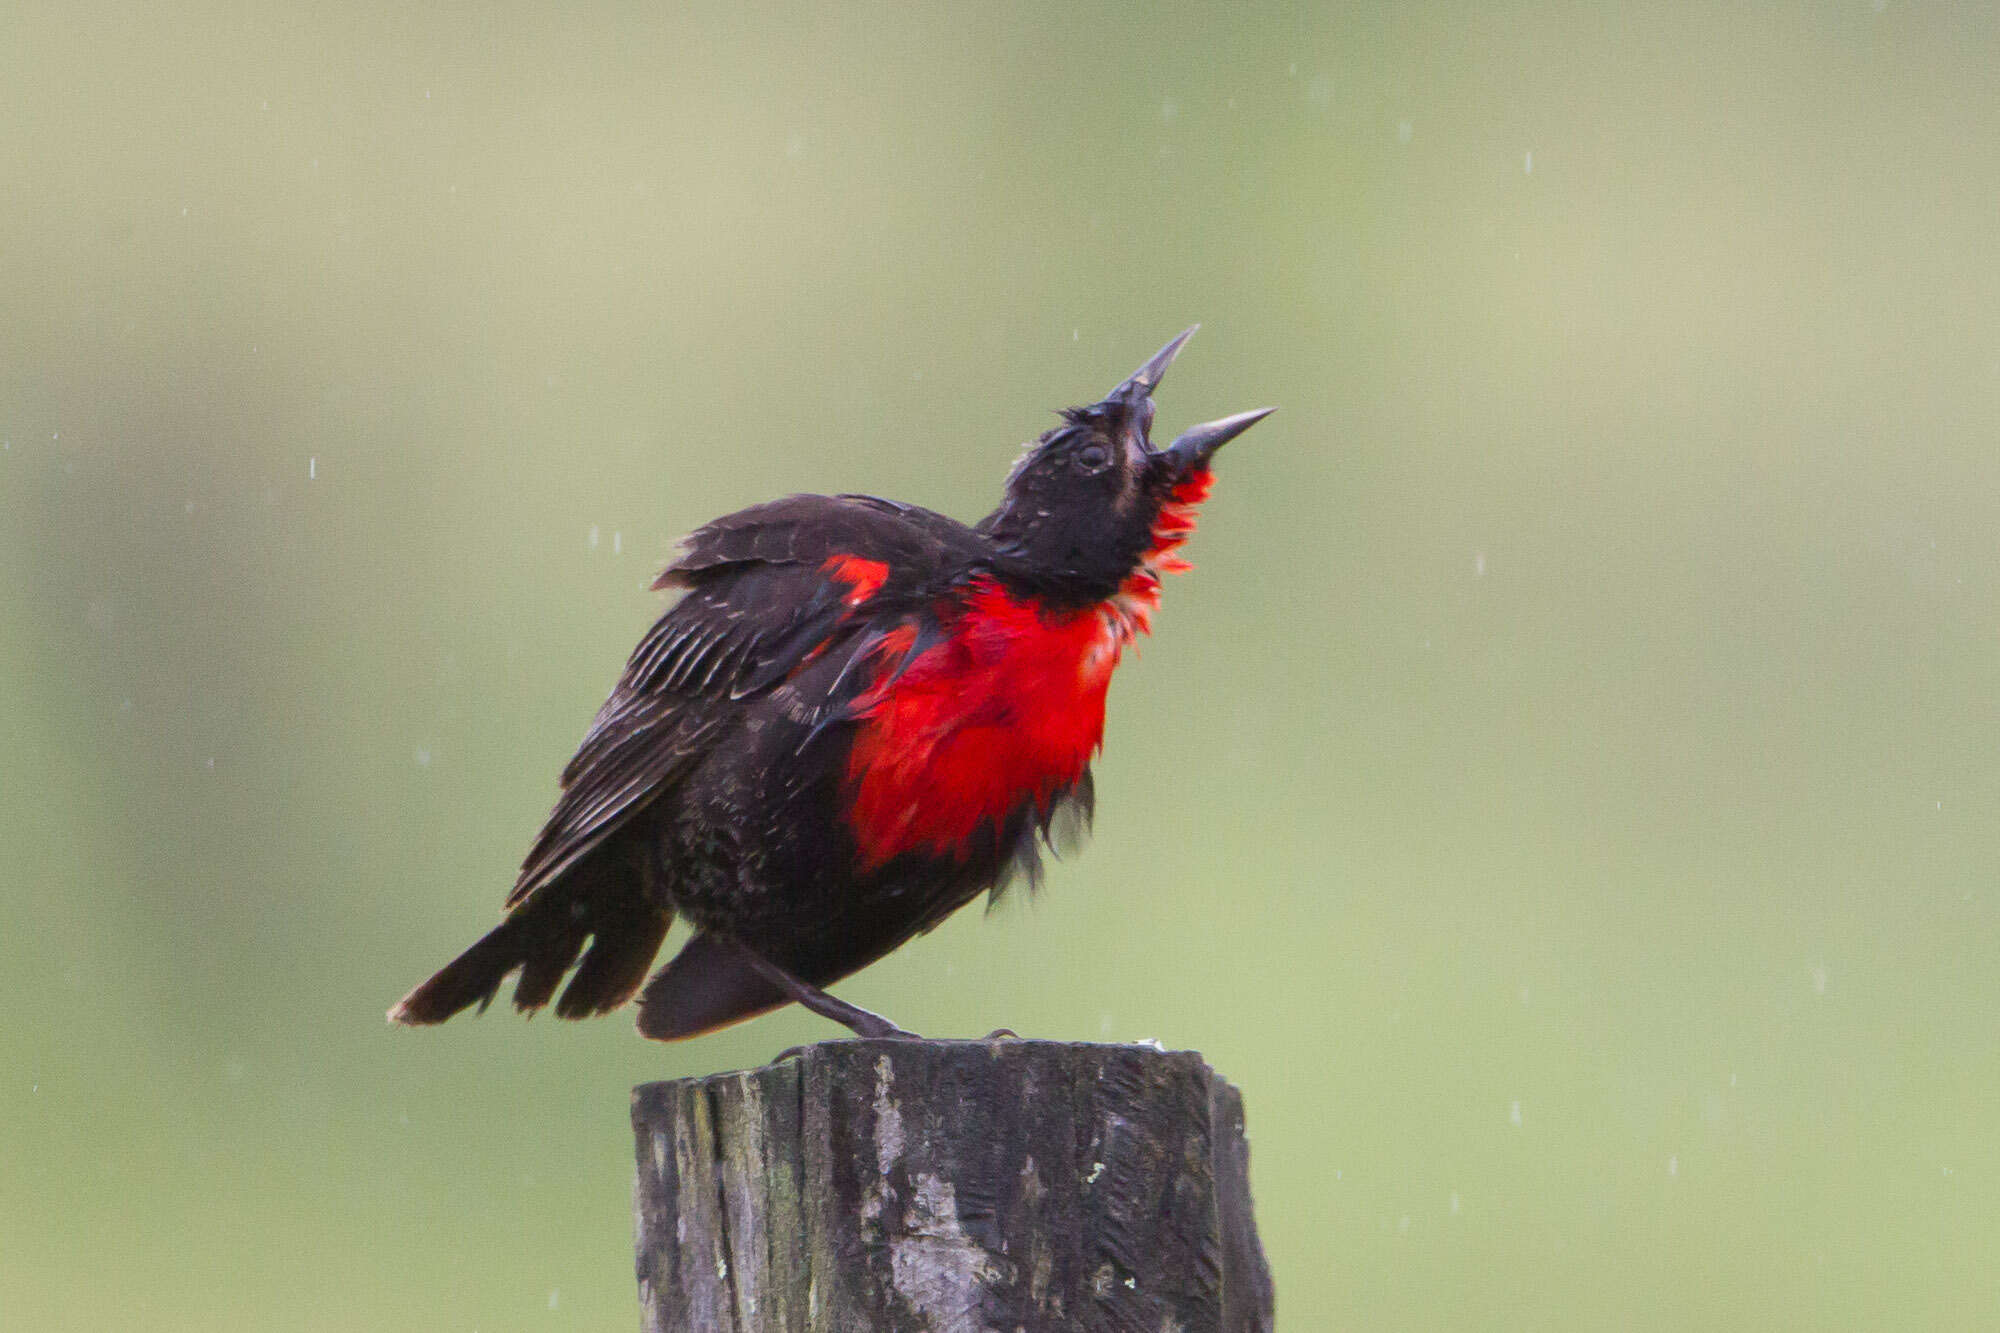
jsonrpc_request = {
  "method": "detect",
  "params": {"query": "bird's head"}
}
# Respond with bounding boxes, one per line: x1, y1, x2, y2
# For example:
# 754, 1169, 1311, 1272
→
981, 327, 1274, 606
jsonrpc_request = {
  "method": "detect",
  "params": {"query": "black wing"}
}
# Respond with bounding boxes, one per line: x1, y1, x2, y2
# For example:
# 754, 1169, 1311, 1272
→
507, 494, 985, 908
658, 491, 988, 587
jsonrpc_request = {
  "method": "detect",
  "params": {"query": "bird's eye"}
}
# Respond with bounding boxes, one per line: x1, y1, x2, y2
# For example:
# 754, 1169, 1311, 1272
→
1073, 442, 1111, 473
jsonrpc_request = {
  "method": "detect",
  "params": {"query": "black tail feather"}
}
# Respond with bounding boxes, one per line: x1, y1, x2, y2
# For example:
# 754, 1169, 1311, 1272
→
556, 900, 672, 1019
390, 842, 671, 1027
634, 931, 788, 1041
510, 908, 589, 1014
389, 908, 538, 1025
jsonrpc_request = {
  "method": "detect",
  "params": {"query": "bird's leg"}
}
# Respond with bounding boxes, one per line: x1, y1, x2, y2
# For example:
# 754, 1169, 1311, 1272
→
723, 938, 920, 1041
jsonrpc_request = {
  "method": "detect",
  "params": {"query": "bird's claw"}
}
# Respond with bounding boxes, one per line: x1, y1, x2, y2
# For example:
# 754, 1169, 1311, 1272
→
773, 1023, 920, 1063
853, 1017, 922, 1041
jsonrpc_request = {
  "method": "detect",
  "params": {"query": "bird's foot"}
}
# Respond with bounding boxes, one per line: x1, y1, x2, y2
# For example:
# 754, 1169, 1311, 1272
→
799, 991, 918, 1042
848, 1013, 922, 1041
772, 1021, 919, 1064
721, 937, 920, 1044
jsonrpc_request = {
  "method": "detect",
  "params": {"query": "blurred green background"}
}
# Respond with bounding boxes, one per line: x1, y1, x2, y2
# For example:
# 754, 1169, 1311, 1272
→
5, 2, 1997, 1328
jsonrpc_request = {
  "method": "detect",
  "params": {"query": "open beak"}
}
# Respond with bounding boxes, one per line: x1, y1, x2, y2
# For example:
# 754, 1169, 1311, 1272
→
1107, 325, 1201, 401
1093, 326, 1275, 468
1161, 406, 1277, 470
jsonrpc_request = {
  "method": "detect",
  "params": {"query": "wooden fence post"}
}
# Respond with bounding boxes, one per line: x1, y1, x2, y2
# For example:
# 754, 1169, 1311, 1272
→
632, 1038, 1272, 1332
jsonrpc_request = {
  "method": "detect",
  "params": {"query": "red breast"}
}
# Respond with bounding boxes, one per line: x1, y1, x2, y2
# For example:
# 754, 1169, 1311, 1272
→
841, 466, 1214, 870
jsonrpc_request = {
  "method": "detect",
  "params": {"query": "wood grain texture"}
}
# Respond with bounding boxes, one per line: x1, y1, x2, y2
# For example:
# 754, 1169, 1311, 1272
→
632, 1039, 1273, 1332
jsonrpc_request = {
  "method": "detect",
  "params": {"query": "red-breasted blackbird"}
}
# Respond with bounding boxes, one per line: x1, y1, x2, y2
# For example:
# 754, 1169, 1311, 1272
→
390, 328, 1271, 1041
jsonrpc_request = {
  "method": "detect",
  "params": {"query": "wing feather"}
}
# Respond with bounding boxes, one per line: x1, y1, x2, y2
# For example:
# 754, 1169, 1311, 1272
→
508, 495, 984, 909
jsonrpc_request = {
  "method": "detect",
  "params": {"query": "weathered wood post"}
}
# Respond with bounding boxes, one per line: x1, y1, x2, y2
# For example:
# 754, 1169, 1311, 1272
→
632, 1038, 1272, 1332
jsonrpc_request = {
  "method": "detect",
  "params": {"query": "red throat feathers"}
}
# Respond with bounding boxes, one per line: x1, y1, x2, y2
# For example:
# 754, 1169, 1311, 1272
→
841, 467, 1215, 869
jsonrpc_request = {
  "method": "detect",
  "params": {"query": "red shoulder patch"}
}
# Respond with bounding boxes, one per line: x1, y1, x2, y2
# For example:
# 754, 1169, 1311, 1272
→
822, 554, 890, 607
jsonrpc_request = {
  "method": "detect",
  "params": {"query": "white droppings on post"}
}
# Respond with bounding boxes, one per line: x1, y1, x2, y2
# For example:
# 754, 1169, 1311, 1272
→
889, 1172, 990, 1328
873, 1055, 904, 1176
1018, 1154, 1044, 1206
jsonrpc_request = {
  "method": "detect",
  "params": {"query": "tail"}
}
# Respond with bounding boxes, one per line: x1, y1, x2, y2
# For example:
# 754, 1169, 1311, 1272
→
389, 852, 671, 1026
634, 931, 791, 1041
634, 907, 923, 1041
